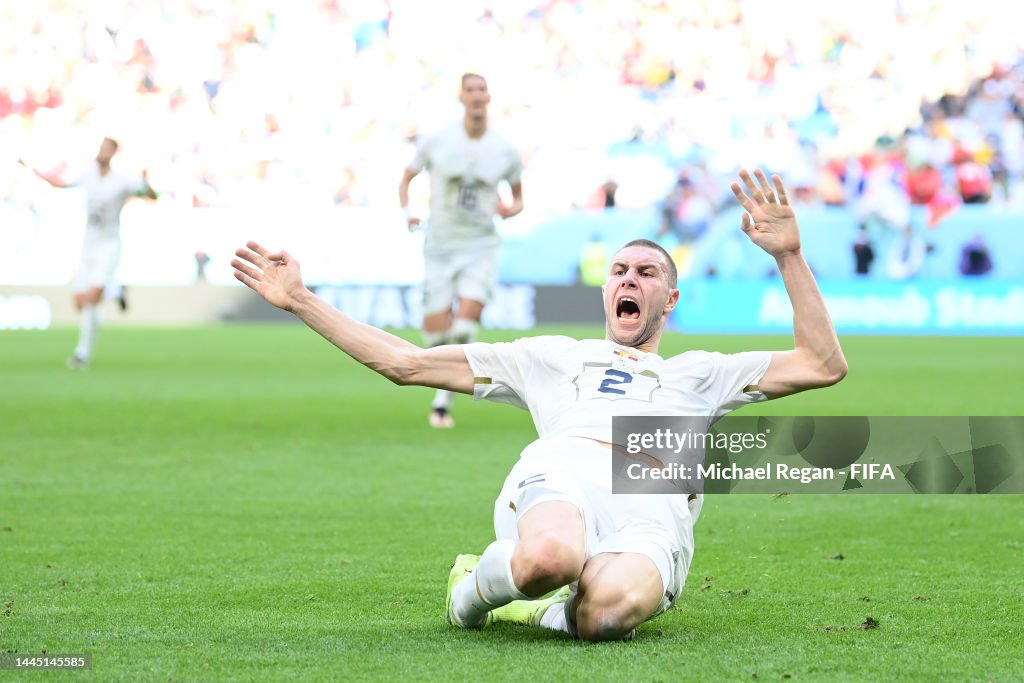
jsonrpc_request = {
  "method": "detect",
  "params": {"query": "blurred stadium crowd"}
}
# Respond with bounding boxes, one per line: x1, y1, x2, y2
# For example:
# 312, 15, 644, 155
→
3, 0, 1023, 234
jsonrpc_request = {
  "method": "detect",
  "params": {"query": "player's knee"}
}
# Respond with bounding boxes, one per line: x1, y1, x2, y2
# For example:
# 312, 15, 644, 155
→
575, 590, 647, 642
511, 534, 583, 596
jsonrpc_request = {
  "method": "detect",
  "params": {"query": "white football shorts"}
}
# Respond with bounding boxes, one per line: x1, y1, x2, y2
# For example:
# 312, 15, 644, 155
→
422, 245, 498, 316
492, 435, 700, 617
73, 233, 121, 292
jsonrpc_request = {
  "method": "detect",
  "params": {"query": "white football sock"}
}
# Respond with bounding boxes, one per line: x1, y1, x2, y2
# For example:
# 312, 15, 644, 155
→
432, 389, 453, 411
449, 317, 479, 344
451, 539, 526, 627
422, 330, 449, 348
539, 591, 578, 636
74, 304, 100, 360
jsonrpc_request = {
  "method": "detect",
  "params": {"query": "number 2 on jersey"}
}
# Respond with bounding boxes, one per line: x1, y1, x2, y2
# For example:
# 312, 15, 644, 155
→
598, 369, 633, 395
574, 362, 660, 402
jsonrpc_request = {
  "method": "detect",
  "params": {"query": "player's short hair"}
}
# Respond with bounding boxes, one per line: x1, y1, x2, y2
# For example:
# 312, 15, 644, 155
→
102, 137, 120, 151
617, 239, 678, 288
461, 72, 487, 90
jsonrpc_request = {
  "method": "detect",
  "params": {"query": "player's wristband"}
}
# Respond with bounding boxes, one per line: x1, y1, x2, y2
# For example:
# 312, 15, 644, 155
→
403, 206, 415, 221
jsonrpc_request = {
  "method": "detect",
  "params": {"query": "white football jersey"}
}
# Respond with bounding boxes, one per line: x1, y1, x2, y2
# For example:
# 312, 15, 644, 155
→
408, 122, 523, 249
464, 336, 771, 445
72, 164, 143, 234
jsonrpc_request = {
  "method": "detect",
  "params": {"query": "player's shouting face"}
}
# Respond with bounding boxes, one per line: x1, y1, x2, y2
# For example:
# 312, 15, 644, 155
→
602, 244, 679, 352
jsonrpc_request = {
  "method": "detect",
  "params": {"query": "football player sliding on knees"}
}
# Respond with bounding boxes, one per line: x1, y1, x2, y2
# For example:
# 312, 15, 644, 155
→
230, 169, 846, 641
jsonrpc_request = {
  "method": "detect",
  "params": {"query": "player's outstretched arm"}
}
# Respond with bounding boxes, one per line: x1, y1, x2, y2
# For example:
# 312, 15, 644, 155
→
136, 169, 158, 200
731, 169, 848, 398
231, 241, 474, 393
19, 159, 68, 189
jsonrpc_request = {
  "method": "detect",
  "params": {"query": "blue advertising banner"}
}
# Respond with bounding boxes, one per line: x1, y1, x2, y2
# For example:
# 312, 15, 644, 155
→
671, 280, 1024, 335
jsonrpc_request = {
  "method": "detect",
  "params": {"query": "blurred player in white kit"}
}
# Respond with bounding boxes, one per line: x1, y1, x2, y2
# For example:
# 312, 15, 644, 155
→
399, 73, 524, 428
22, 137, 157, 368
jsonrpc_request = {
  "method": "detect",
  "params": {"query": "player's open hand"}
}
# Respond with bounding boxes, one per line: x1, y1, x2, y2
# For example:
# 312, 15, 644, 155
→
731, 169, 800, 258
232, 241, 308, 312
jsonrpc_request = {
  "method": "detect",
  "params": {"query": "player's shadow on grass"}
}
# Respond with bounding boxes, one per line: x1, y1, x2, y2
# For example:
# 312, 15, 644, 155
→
471, 623, 672, 643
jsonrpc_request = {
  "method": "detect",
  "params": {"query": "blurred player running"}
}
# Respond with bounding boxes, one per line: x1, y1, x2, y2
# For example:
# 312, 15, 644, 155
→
232, 169, 846, 641
398, 72, 524, 428
22, 137, 157, 368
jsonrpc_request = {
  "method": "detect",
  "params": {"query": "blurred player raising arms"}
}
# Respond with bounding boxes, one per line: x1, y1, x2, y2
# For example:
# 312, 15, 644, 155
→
232, 169, 846, 641
399, 72, 524, 428
21, 137, 157, 368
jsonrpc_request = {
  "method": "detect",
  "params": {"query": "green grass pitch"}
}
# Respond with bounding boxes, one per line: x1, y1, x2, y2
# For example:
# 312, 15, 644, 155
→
1, 325, 1022, 681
